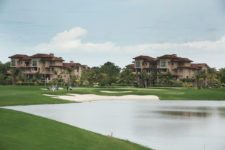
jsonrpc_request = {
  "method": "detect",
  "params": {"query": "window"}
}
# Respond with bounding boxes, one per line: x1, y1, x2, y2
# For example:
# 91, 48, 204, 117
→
49, 61, 54, 65
160, 60, 167, 68
25, 62, 30, 67
11, 60, 16, 67
135, 61, 141, 68
32, 60, 37, 67
18, 61, 22, 65
143, 62, 147, 66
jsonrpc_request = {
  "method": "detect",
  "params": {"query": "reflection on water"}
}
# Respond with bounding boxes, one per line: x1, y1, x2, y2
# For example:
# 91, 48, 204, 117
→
5, 100, 225, 150
148, 105, 225, 119
151, 110, 211, 118
218, 107, 225, 117
150, 106, 225, 119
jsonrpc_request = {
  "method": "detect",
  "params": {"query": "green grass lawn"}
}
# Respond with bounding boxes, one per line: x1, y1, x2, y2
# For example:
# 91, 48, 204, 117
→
45, 87, 225, 100
1, 86, 224, 150
0, 86, 72, 106
1, 86, 225, 107
0, 108, 150, 150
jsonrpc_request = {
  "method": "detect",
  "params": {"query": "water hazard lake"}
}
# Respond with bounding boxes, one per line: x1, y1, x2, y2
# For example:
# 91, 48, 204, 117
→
5, 100, 225, 150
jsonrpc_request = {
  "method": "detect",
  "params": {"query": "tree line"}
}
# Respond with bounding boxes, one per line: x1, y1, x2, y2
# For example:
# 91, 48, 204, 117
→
80, 62, 135, 86
1, 61, 225, 88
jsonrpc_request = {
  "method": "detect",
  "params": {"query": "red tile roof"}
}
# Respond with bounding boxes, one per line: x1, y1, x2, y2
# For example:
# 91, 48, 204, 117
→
8, 54, 29, 58
191, 63, 209, 69
8, 53, 88, 69
63, 63, 81, 68
172, 57, 193, 62
30, 53, 58, 59
157, 54, 178, 59
10, 53, 64, 61
158, 54, 193, 62
133, 55, 155, 61
52, 57, 64, 61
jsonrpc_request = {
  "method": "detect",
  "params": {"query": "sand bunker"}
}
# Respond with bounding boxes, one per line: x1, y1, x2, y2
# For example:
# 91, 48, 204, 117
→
100, 90, 132, 94
44, 94, 159, 102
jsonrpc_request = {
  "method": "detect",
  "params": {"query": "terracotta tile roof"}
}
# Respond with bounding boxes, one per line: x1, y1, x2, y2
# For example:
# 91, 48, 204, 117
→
191, 63, 209, 69
158, 54, 178, 59
9, 53, 64, 61
63, 62, 81, 68
30, 53, 54, 58
172, 57, 193, 62
8, 54, 29, 59
158, 54, 193, 62
30, 53, 64, 61
133, 55, 155, 61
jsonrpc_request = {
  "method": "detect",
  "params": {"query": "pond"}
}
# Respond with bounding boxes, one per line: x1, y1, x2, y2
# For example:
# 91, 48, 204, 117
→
5, 100, 225, 150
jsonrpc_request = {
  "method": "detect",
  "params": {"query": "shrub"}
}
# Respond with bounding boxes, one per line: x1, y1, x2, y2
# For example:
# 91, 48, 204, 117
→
182, 82, 194, 88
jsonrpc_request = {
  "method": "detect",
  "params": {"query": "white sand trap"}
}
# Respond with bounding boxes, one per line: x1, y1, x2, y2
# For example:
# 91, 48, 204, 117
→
100, 90, 132, 94
44, 94, 159, 102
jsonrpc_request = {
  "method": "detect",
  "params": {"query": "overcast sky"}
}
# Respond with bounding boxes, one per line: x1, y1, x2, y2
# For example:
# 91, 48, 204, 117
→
1, 0, 225, 68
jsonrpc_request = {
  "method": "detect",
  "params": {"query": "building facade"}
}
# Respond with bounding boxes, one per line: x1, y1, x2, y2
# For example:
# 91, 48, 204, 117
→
133, 54, 209, 86
9, 53, 89, 83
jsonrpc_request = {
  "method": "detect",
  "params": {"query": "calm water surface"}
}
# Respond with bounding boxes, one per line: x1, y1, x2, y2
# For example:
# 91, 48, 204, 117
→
5, 100, 225, 150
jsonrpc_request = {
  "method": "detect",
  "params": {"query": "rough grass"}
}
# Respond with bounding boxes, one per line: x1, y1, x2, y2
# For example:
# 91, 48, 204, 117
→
0, 108, 150, 150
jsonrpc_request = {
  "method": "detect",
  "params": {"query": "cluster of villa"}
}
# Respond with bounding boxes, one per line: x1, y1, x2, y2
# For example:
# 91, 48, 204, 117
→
9, 53, 89, 82
132, 54, 209, 80
8, 53, 210, 84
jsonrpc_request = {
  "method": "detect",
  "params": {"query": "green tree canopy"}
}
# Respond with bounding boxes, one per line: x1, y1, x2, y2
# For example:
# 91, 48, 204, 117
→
99, 62, 121, 86
219, 68, 225, 84
0, 62, 11, 84
118, 65, 136, 86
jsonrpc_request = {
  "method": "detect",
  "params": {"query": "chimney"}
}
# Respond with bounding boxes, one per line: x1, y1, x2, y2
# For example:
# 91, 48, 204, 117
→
70, 61, 74, 64
49, 53, 54, 57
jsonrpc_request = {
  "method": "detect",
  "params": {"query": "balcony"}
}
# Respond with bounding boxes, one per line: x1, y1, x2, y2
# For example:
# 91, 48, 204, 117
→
23, 70, 39, 74
23, 70, 54, 75
41, 71, 54, 75
157, 68, 169, 74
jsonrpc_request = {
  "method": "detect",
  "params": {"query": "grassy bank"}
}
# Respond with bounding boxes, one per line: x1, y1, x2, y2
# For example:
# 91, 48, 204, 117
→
0, 86, 224, 150
1, 86, 225, 107
0, 108, 149, 150
0, 86, 72, 106
45, 87, 225, 100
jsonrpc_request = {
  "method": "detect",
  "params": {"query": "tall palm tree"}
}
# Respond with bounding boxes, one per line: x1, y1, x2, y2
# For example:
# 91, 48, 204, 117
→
140, 71, 149, 88
206, 68, 220, 88
11, 68, 22, 85
195, 70, 207, 89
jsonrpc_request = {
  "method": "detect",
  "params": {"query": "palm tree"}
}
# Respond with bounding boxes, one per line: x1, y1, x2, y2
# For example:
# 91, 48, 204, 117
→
140, 71, 149, 88
206, 68, 220, 88
11, 68, 23, 85
66, 67, 73, 86
195, 70, 207, 89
